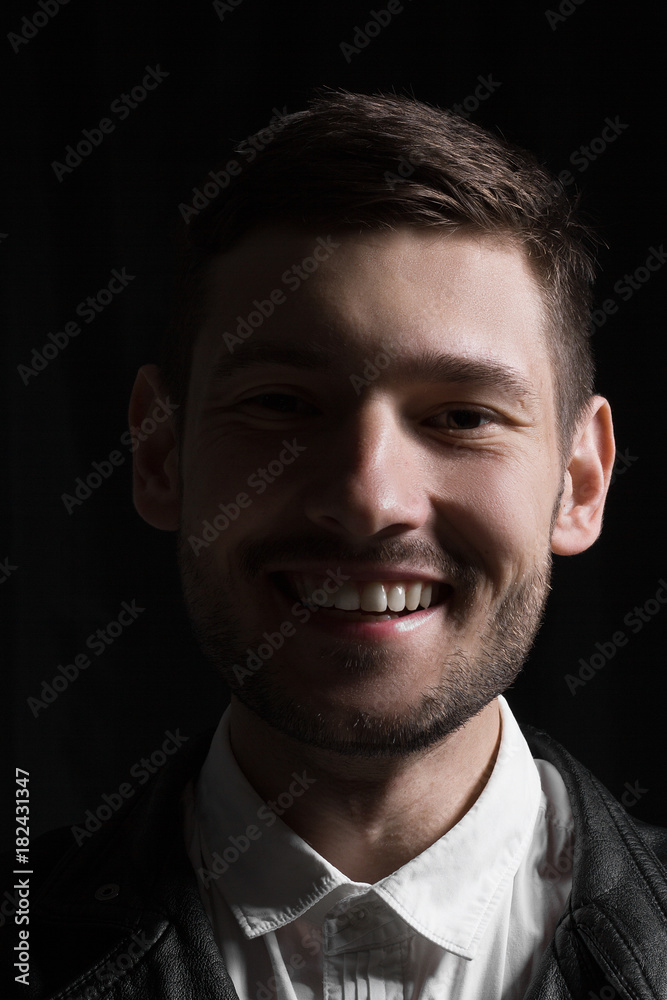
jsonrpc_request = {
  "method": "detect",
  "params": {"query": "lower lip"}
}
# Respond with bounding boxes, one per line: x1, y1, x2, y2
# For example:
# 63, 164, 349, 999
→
269, 576, 447, 639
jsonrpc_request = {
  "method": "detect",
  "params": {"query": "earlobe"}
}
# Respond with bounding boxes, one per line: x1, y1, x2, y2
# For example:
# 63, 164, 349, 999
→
129, 364, 180, 531
551, 396, 615, 556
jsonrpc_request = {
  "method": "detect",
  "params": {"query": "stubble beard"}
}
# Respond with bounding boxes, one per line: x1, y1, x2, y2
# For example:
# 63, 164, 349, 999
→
178, 525, 553, 759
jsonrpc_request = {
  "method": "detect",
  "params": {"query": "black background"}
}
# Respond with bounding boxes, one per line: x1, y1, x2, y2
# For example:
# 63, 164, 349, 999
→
3, 0, 666, 851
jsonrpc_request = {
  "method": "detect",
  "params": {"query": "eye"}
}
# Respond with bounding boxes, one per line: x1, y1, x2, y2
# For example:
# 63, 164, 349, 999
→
238, 392, 318, 416
426, 408, 495, 431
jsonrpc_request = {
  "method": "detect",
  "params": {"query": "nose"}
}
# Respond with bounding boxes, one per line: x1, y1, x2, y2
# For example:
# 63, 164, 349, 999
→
303, 399, 432, 541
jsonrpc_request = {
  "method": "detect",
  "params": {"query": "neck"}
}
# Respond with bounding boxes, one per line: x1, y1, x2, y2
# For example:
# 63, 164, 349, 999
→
228, 698, 502, 883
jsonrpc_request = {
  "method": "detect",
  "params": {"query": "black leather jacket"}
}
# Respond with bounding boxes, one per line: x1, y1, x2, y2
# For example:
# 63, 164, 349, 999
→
3, 725, 667, 999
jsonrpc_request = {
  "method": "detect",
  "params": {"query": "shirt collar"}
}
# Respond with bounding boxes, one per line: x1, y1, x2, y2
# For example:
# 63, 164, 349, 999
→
190, 695, 542, 959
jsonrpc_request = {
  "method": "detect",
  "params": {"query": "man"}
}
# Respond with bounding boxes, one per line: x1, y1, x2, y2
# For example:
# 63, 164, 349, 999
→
8, 90, 667, 998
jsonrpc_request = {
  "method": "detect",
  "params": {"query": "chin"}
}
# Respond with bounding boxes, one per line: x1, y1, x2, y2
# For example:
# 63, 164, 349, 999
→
229, 654, 513, 759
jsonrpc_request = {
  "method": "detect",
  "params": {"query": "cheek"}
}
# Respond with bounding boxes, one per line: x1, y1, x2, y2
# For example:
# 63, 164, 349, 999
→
437, 458, 558, 568
180, 448, 244, 539
180, 434, 302, 543
182, 427, 253, 503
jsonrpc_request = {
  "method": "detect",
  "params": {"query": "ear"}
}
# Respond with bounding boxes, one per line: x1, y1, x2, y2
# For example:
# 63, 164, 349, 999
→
551, 395, 615, 556
128, 364, 180, 531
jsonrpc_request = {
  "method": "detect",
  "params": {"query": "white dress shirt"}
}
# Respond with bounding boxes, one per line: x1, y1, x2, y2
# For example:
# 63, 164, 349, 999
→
183, 696, 574, 999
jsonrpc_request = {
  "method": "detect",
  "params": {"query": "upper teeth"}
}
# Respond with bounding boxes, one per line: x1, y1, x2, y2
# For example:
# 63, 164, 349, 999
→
287, 574, 437, 613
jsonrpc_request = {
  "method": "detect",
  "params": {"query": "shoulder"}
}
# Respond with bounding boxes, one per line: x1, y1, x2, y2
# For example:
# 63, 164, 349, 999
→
521, 721, 667, 868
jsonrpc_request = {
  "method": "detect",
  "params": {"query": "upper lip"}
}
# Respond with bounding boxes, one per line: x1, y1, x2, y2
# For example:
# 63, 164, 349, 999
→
266, 564, 450, 584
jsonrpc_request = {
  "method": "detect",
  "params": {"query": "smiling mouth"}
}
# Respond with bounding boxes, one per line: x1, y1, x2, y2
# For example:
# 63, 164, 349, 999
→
270, 572, 452, 622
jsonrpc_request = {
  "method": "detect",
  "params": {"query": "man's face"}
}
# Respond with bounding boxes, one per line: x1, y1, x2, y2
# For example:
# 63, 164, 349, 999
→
176, 226, 564, 756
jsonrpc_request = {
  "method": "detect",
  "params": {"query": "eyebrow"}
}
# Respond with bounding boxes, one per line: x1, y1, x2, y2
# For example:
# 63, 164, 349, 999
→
209, 341, 538, 402
399, 349, 538, 401
210, 342, 338, 381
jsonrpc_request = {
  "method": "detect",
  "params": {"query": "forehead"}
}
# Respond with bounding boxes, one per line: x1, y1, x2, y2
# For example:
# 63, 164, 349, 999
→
190, 225, 553, 404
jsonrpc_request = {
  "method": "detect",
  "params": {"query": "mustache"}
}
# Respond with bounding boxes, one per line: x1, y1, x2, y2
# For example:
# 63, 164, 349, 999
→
237, 533, 483, 597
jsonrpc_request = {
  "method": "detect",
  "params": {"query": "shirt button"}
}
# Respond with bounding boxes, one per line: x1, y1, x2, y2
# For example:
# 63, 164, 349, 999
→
95, 883, 120, 901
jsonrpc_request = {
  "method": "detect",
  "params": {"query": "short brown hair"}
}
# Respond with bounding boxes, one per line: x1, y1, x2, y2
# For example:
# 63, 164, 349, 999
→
160, 88, 597, 454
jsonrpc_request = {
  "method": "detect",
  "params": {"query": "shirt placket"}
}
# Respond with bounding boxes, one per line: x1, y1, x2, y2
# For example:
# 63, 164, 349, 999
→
322, 894, 413, 1000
